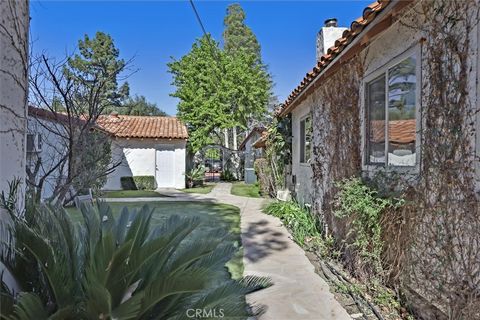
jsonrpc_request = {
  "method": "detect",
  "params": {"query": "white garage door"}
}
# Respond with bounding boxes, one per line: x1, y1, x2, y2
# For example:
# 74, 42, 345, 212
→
156, 145, 175, 188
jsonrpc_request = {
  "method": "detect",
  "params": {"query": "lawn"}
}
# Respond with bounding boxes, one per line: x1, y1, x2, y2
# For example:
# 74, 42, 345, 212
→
99, 190, 169, 198
66, 201, 243, 279
231, 182, 261, 198
180, 184, 215, 194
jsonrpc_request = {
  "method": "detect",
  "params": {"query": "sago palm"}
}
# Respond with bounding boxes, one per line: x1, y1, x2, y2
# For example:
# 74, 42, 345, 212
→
0, 202, 270, 319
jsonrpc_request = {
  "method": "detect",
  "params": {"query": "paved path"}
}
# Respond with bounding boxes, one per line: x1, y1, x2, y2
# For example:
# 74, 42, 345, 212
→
103, 183, 351, 320
204, 183, 350, 320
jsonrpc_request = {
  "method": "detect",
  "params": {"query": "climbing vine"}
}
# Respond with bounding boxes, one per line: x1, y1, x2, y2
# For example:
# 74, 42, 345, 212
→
387, 1, 480, 318
310, 55, 364, 252
307, 1, 480, 318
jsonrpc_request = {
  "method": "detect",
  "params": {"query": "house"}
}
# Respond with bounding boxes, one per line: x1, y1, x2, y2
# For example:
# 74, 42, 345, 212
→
27, 108, 188, 200
27, 107, 76, 201
238, 127, 266, 184
281, 18, 347, 204
278, 0, 480, 317
97, 113, 188, 190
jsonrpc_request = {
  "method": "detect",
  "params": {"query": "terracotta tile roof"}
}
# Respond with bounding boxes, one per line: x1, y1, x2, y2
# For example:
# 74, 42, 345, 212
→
370, 119, 416, 144
278, 0, 392, 116
239, 126, 266, 150
29, 106, 188, 140
97, 114, 188, 140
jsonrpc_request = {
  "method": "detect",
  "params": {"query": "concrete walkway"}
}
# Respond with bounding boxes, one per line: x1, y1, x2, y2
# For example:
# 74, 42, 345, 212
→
103, 183, 351, 319
204, 183, 350, 320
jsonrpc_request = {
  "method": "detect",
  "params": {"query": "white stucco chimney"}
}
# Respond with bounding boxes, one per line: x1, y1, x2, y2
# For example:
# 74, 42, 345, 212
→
316, 18, 347, 62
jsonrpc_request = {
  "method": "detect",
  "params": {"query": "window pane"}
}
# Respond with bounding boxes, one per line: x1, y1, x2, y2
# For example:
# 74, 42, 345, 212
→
388, 55, 416, 166
305, 116, 312, 163
367, 75, 386, 164
300, 119, 305, 163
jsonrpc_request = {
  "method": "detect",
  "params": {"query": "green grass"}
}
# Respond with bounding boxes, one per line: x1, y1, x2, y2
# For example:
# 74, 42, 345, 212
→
66, 201, 243, 279
100, 190, 168, 198
231, 182, 261, 198
180, 184, 215, 194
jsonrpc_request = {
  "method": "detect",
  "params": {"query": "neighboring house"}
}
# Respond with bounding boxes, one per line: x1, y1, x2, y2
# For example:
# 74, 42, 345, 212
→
0, 0, 29, 208
27, 107, 73, 201
27, 108, 188, 200
97, 113, 188, 190
279, 0, 479, 317
239, 127, 265, 184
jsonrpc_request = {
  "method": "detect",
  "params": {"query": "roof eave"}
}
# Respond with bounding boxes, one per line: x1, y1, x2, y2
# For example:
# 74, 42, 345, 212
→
279, 0, 412, 117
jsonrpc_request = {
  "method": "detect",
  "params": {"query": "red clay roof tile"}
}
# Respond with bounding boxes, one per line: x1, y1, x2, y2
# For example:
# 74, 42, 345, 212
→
278, 0, 392, 116
96, 114, 188, 140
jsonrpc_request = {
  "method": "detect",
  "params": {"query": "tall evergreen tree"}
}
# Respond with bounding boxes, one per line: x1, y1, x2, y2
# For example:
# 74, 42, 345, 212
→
223, 3, 261, 59
222, 3, 271, 151
66, 31, 130, 114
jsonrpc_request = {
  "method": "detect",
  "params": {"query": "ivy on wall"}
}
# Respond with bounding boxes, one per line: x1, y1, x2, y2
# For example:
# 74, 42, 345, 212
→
308, 1, 480, 318
310, 56, 364, 248
388, 1, 480, 318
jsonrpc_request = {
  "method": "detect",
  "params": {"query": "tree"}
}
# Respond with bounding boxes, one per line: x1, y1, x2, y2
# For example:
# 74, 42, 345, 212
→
169, 4, 271, 157
168, 35, 231, 153
223, 3, 260, 59
119, 95, 167, 116
223, 3, 271, 150
28, 32, 129, 204
66, 31, 130, 113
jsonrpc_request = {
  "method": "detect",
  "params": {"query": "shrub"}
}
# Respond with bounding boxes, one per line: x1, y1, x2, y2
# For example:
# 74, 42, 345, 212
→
120, 176, 137, 190
333, 177, 403, 276
220, 169, 236, 182
0, 201, 271, 319
133, 175, 155, 190
264, 201, 321, 248
120, 176, 156, 190
254, 158, 274, 197
186, 166, 205, 188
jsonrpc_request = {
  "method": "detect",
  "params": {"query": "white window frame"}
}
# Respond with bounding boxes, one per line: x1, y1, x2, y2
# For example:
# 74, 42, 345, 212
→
362, 45, 422, 172
299, 114, 312, 165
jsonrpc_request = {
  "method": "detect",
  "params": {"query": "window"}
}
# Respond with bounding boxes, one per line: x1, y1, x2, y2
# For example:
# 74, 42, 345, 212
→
300, 116, 312, 163
26, 133, 42, 153
366, 53, 417, 167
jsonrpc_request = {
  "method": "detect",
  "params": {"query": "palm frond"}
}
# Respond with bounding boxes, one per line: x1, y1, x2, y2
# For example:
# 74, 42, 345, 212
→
8, 293, 48, 320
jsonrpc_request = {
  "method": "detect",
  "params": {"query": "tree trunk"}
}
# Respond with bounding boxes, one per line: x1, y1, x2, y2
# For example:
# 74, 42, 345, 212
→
232, 126, 240, 179
232, 126, 237, 150
224, 128, 229, 149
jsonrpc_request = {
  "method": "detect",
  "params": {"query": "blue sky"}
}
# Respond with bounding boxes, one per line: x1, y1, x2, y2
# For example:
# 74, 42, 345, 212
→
30, 1, 370, 116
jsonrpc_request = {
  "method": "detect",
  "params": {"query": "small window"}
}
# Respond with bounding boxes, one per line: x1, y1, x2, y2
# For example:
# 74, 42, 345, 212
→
366, 53, 417, 167
300, 116, 312, 163
26, 134, 34, 153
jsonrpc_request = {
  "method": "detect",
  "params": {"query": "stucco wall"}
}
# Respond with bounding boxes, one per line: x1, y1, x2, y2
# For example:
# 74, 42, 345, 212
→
27, 116, 69, 201
291, 102, 313, 205
104, 138, 186, 190
301, 3, 480, 318
0, 0, 29, 209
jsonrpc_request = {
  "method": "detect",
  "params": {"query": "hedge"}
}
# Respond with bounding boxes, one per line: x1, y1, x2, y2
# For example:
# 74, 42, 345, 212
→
120, 176, 156, 190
